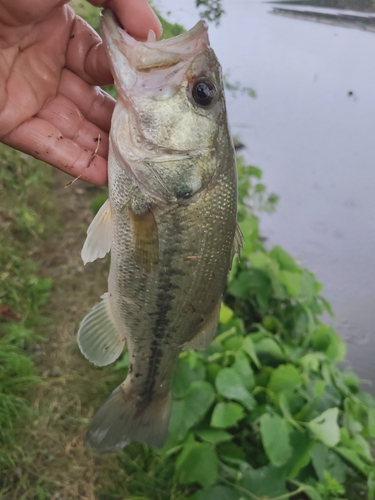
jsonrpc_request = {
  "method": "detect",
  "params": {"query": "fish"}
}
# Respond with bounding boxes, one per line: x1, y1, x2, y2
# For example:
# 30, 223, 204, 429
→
77, 9, 241, 452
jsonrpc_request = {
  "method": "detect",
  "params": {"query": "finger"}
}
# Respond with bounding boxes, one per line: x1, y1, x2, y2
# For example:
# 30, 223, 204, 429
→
66, 13, 113, 86
0, 0, 69, 26
37, 94, 109, 158
88, 0, 163, 40
3, 117, 108, 185
58, 69, 115, 133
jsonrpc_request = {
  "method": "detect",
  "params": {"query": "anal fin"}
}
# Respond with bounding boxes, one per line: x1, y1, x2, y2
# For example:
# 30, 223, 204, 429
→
77, 293, 126, 366
82, 199, 112, 264
183, 300, 221, 351
129, 205, 159, 272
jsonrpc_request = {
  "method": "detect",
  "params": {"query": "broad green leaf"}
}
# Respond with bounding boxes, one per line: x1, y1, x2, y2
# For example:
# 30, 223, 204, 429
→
335, 446, 369, 475
343, 400, 362, 434
242, 336, 261, 368
300, 270, 319, 303
278, 392, 293, 420
248, 165, 263, 179
302, 484, 324, 500
217, 441, 246, 464
220, 303, 233, 324
368, 470, 375, 500
267, 260, 289, 300
223, 335, 243, 352
279, 270, 302, 297
286, 430, 313, 479
318, 295, 334, 317
369, 408, 375, 437
213, 327, 237, 346
262, 315, 279, 332
300, 353, 320, 372
176, 442, 218, 487
283, 343, 304, 361
240, 463, 288, 497
168, 381, 215, 443
239, 214, 258, 239
172, 356, 205, 398
253, 337, 284, 360
255, 182, 266, 192
248, 252, 269, 269
311, 326, 331, 352
229, 268, 272, 312
311, 443, 346, 483
188, 485, 240, 500
340, 426, 372, 461
341, 370, 359, 390
206, 362, 222, 385
215, 368, 255, 410
232, 350, 255, 390
268, 364, 302, 394
352, 434, 372, 461
195, 429, 232, 444
260, 413, 292, 466
325, 332, 346, 362
308, 408, 340, 447
357, 391, 375, 409
270, 245, 299, 271
166, 400, 185, 447
314, 380, 326, 399
227, 271, 252, 298
315, 384, 342, 413
211, 402, 244, 429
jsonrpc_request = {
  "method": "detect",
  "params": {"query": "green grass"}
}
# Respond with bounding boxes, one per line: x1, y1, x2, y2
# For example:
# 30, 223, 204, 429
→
0, 146, 52, 477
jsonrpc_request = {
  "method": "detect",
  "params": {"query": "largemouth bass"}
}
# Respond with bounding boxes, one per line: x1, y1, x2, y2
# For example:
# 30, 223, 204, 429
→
77, 9, 241, 452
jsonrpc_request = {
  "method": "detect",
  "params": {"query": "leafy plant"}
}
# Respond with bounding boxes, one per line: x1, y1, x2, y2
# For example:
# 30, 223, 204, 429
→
114, 157, 374, 499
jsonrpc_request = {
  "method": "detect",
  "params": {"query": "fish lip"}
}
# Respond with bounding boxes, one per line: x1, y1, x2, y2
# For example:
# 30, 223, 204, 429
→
100, 9, 209, 72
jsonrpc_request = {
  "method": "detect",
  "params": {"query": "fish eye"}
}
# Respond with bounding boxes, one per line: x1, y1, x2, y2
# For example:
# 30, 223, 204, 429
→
192, 79, 216, 107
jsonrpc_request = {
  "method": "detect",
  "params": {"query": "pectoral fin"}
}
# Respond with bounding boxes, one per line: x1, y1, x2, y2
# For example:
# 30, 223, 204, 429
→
81, 199, 112, 264
183, 300, 221, 351
129, 205, 159, 272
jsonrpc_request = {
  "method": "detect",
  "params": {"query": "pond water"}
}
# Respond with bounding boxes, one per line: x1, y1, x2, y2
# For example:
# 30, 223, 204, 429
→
156, 0, 375, 393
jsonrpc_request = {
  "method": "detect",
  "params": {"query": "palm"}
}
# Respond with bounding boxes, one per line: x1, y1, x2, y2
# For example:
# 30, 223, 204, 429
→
0, 0, 161, 185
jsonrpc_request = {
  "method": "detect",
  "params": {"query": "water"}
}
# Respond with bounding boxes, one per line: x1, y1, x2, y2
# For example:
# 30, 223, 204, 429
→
156, 0, 375, 393
273, 0, 375, 12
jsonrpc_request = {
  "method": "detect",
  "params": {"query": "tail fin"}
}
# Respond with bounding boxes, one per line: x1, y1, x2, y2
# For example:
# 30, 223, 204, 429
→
86, 384, 171, 452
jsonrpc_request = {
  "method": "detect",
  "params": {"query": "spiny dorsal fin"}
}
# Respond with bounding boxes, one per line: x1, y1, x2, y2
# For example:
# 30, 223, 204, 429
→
129, 205, 159, 272
77, 293, 126, 366
81, 199, 112, 264
231, 223, 244, 263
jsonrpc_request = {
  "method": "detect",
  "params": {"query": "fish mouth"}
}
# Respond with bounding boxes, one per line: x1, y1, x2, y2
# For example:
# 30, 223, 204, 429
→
100, 9, 209, 75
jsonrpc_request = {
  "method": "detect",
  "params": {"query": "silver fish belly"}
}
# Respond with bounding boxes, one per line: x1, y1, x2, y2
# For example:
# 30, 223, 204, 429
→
76, 9, 240, 452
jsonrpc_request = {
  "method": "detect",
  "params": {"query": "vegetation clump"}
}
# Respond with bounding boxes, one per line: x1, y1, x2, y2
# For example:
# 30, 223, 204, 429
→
110, 159, 375, 500
0, 146, 52, 474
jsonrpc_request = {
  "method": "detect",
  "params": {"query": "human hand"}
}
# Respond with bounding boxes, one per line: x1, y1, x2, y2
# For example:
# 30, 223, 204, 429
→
0, 0, 162, 185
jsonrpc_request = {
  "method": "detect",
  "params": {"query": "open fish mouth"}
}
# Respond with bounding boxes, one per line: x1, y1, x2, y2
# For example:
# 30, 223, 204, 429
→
100, 9, 209, 73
